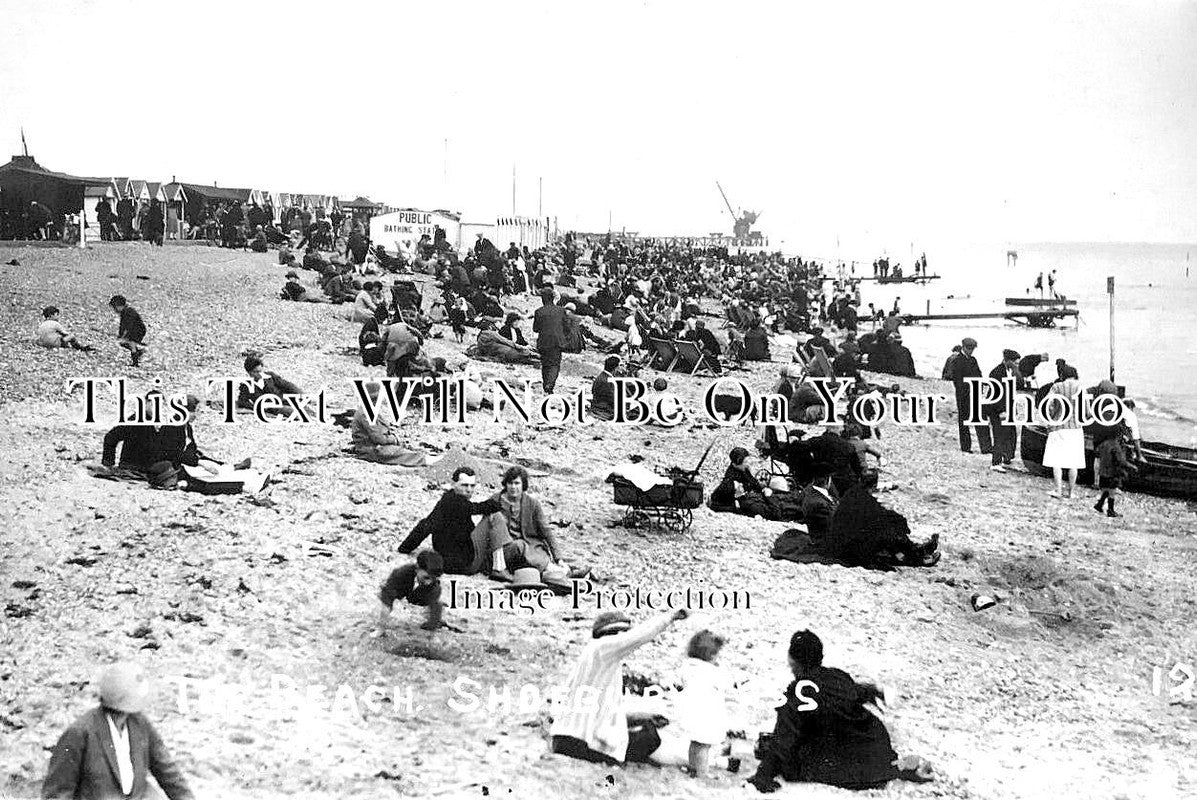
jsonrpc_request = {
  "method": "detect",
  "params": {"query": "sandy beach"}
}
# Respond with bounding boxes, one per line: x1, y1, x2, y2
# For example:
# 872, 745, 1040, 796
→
1, 244, 1195, 800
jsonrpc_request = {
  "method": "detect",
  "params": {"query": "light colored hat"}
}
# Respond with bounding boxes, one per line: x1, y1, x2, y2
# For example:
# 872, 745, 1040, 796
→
507, 567, 547, 590
97, 662, 151, 713
768, 476, 790, 492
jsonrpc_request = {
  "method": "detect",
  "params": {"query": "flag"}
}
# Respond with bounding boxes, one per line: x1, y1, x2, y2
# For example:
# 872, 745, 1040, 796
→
20, 127, 28, 156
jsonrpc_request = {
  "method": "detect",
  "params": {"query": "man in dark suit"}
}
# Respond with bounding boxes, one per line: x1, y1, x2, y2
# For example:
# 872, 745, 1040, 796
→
985, 349, 1020, 471
532, 288, 567, 393
398, 466, 503, 575
949, 337, 992, 454
43, 662, 194, 800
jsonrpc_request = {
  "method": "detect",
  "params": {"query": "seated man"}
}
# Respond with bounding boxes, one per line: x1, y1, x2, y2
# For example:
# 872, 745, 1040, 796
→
36, 306, 93, 350
249, 226, 268, 252
323, 266, 357, 304
796, 424, 862, 496
350, 382, 440, 466
551, 609, 690, 766
379, 550, 445, 631
743, 322, 771, 361
589, 355, 621, 421
398, 466, 504, 575
280, 270, 328, 302
474, 466, 584, 581
301, 246, 328, 273
832, 341, 861, 379
683, 319, 723, 370
96, 391, 193, 488
748, 630, 935, 793
563, 304, 614, 353
236, 354, 303, 412
383, 318, 425, 378
798, 467, 838, 544
826, 484, 939, 570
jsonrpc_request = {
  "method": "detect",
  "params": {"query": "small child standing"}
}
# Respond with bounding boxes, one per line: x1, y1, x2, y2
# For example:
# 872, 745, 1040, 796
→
1094, 424, 1138, 518
379, 550, 445, 631
676, 629, 733, 778
109, 295, 147, 366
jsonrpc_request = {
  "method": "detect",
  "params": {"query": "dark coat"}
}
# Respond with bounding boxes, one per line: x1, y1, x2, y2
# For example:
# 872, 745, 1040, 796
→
532, 303, 567, 352
709, 464, 765, 512
101, 425, 192, 471
398, 490, 502, 574
42, 707, 193, 800
826, 485, 923, 570
117, 307, 146, 343
799, 485, 837, 544
753, 668, 898, 790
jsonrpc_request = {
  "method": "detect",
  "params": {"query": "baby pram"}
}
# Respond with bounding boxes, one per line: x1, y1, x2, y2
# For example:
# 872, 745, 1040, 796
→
608, 444, 713, 533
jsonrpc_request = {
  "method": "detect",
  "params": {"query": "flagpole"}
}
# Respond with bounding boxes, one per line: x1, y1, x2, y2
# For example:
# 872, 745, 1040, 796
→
512, 164, 516, 217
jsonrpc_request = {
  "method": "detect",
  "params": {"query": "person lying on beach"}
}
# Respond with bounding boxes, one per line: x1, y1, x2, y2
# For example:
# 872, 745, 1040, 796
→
280, 271, 329, 302
379, 550, 446, 632
109, 295, 147, 366
748, 630, 935, 793
827, 484, 939, 570
36, 306, 93, 351
91, 391, 198, 489
470, 320, 540, 365
236, 354, 303, 413
397, 467, 504, 575
549, 609, 690, 766
350, 381, 442, 467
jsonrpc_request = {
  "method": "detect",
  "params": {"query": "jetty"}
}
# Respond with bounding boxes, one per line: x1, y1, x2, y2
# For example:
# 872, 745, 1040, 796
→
1004, 296, 1077, 307
902, 308, 1078, 328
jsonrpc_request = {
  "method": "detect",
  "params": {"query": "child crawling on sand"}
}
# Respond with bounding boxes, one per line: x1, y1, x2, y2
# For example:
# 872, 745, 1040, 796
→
378, 550, 445, 631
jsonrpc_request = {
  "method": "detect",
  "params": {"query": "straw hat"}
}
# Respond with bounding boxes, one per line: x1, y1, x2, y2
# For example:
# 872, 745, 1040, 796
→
506, 567, 547, 591
97, 662, 151, 714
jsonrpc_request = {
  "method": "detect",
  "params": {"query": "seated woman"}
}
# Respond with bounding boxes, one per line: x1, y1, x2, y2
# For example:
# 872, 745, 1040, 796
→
748, 630, 935, 793
350, 382, 440, 467
473, 466, 584, 580
826, 484, 939, 570
352, 280, 382, 323
498, 312, 527, 346
743, 322, 771, 361
842, 421, 884, 478
359, 305, 389, 366
237, 354, 303, 413
709, 447, 771, 517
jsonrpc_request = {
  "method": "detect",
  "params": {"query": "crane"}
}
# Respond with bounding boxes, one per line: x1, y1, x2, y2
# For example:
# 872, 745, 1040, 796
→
715, 181, 763, 243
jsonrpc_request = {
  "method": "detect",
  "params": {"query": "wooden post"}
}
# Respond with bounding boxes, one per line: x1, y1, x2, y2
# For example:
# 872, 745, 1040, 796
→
926, 299, 930, 316
1107, 276, 1115, 381
78, 210, 86, 249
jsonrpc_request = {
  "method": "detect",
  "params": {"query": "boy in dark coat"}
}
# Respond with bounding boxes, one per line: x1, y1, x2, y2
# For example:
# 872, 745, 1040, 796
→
109, 295, 147, 366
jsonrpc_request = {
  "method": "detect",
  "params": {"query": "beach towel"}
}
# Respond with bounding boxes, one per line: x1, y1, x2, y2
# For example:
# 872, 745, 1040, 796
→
605, 463, 672, 492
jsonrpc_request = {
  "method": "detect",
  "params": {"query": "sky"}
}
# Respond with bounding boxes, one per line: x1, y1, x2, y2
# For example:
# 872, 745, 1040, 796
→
1, 0, 1194, 256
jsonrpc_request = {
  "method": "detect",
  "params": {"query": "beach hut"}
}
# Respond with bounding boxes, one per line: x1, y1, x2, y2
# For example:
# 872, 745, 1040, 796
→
158, 182, 188, 239
340, 196, 382, 227
0, 154, 110, 239
83, 183, 118, 242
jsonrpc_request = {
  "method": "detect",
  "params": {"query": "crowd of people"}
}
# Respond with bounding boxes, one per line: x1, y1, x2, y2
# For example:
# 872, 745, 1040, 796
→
29, 221, 1155, 797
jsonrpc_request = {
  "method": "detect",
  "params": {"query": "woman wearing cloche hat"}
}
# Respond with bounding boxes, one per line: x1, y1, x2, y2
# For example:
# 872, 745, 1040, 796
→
43, 661, 194, 799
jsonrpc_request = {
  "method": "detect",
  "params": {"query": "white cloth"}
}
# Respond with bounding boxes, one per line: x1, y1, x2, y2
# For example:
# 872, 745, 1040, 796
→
675, 658, 731, 745
606, 463, 671, 492
1043, 427, 1086, 469
106, 714, 135, 795
550, 614, 674, 761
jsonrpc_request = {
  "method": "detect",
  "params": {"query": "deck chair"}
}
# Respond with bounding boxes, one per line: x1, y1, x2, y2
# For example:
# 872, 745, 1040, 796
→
810, 348, 835, 379
673, 339, 717, 376
648, 337, 680, 372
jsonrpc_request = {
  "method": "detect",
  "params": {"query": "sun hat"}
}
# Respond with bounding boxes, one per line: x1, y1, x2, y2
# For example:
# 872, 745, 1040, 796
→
767, 476, 790, 492
506, 567, 547, 591
97, 662, 151, 714
285, 270, 299, 278
592, 611, 632, 638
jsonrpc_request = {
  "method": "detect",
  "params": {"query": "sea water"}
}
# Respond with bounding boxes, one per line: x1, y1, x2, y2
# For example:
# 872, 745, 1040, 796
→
850, 242, 1197, 448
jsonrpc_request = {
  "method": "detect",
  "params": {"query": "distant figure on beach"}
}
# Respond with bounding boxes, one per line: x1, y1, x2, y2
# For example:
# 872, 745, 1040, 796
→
949, 338, 992, 454
984, 349, 1021, 472
1048, 270, 1058, 298
108, 295, 147, 366
1034, 272, 1044, 295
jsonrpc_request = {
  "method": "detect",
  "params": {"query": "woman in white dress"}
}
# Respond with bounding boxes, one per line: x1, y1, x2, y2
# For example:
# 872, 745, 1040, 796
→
1042, 365, 1085, 498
